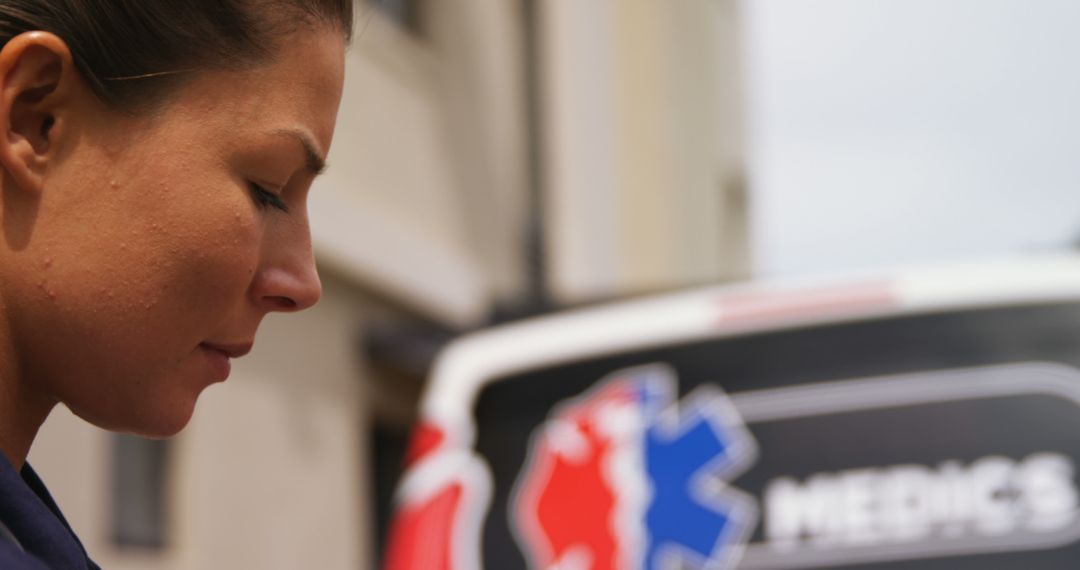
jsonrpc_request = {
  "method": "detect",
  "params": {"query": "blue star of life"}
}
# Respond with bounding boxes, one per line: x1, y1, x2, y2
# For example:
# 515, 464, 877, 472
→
637, 366, 759, 570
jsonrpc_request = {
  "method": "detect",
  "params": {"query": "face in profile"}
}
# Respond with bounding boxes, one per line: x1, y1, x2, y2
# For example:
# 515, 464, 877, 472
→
2, 29, 346, 437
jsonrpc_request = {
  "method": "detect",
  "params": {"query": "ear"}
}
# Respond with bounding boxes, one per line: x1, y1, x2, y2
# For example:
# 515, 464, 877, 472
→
0, 32, 78, 194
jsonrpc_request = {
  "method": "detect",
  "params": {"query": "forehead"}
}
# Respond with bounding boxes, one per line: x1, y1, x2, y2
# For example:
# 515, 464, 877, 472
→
156, 28, 346, 151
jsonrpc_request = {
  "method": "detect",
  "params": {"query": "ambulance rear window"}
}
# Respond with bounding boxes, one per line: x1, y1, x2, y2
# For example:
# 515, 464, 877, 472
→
471, 301, 1080, 569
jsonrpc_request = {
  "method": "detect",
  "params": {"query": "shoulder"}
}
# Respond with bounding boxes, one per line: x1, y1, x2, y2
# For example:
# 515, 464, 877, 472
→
0, 539, 49, 569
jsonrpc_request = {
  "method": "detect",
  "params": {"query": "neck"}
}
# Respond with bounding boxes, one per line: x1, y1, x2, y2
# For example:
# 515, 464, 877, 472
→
0, 299, 55, 471
0, 381, 54, 471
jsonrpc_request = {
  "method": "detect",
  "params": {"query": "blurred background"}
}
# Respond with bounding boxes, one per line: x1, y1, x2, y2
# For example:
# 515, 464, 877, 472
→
25, 0, 1080, 568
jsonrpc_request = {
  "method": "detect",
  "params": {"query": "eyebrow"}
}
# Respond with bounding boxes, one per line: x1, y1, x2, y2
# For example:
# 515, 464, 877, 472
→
273, 128, 327, 176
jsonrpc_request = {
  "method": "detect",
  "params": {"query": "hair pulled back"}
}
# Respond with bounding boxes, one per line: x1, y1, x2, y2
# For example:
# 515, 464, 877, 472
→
0, 0, 353, 107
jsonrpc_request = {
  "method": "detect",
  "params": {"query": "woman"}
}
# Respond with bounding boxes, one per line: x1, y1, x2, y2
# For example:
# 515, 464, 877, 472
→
0, 1, 352, 567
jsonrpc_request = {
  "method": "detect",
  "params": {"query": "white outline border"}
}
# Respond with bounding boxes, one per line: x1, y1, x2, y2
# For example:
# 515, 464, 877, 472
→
423, 253, 1080, 437
391, 446, 492, 570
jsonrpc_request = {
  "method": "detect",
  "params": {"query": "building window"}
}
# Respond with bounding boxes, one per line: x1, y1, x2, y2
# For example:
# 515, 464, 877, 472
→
366, 0, 425, 35
111, 434, 170, 549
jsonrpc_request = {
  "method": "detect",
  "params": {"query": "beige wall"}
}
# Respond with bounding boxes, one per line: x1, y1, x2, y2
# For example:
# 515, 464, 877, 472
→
540, 0, 748, 301
311, 1, 533, 327
311, 12, 490, 328
426, 0, 531, 306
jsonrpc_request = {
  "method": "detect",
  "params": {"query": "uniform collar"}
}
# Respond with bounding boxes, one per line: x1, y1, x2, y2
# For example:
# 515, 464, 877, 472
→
0, 453, 97, 569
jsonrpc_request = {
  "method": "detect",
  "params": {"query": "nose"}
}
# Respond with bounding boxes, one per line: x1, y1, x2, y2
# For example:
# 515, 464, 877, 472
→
255, 264, 322, 312
250, 222, 322, 313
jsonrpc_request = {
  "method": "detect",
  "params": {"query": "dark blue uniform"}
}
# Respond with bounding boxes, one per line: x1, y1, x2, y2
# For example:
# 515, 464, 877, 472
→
0, 455, 100, 569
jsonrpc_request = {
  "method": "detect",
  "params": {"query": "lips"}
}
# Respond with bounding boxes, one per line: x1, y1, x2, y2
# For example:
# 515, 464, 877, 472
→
198, 342, 253, 381
200, 342, 253, 358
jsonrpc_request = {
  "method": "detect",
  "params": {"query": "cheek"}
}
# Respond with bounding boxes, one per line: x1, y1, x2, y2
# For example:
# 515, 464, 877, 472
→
159, 206, 263, 309
19, 207, 263, 433
83, 202, 261, 314
26, 166, 264, 352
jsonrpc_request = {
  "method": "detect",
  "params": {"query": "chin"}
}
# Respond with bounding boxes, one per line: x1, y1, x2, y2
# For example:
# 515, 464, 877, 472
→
134, 397, 200, 438
132, 412, 194, 439
70, 393, 199, 439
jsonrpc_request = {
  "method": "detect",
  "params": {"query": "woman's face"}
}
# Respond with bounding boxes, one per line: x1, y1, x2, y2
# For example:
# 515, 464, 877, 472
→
3, 29, 346, 436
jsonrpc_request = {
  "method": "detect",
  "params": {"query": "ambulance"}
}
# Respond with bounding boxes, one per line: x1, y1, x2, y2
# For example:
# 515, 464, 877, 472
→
384, 254, 1080, 569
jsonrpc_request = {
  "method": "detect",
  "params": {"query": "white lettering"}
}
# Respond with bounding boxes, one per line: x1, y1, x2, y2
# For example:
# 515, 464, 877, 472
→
764, 476, 837, 551
878, 464, 933, 541
764, 453, 1078, 550
839, 470, 878, 545
1018, 452, 1077, 531
971, 456, 1017, 536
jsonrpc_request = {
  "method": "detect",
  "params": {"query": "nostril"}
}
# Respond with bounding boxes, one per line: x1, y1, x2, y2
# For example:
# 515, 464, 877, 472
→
265, 296, 298, 311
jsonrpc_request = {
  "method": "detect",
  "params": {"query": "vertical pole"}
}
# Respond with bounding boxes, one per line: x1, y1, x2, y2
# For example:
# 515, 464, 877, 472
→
514, 0, 553, 319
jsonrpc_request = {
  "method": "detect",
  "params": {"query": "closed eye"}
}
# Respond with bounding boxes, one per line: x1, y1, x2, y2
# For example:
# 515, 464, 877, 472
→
248, 181, 289, 213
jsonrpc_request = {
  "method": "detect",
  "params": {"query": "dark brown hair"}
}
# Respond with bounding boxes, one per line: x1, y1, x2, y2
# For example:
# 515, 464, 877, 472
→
0, 0, 353, 107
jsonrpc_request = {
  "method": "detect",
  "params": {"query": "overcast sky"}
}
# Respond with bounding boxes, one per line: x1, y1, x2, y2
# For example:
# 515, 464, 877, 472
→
744, 0, 1080, 277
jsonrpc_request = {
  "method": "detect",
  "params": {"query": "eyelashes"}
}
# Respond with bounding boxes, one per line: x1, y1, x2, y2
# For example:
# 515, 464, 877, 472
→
248, 181, 289, 213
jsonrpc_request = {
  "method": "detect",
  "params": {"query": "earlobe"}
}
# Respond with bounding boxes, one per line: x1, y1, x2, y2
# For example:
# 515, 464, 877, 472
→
0, 32, 76, 194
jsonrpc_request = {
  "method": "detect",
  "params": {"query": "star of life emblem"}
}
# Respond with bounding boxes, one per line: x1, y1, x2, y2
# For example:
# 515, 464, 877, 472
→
511, 364, 759, 570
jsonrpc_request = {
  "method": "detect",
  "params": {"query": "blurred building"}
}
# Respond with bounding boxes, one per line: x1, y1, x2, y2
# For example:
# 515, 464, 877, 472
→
27, 1, 748, 569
